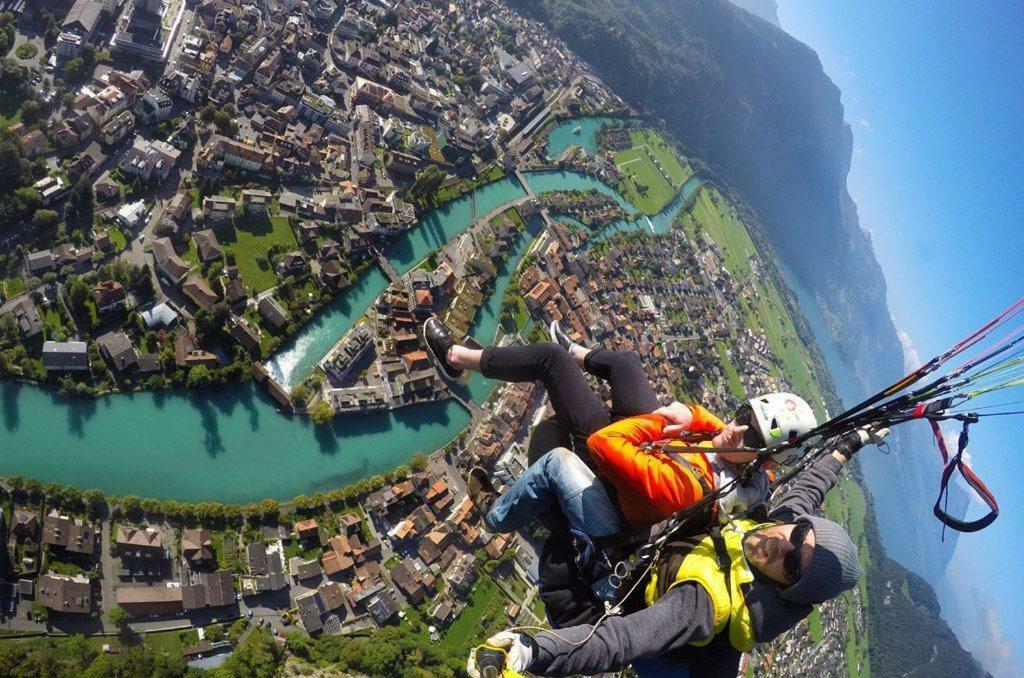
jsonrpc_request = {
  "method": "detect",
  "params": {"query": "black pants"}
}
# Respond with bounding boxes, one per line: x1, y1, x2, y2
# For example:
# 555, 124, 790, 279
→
479, 343, 660, 466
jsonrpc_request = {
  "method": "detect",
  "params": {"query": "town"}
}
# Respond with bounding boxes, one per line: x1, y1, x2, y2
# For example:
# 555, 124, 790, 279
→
0, 0, 861, 674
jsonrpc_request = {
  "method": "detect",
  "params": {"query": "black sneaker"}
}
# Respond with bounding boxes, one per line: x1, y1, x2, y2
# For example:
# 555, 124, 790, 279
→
549, 320, 577, 352
424, 316, 463, 381
468, 466, 499, 529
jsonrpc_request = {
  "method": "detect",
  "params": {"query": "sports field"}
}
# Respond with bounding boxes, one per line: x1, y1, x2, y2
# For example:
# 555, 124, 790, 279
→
611, 128, 692, 215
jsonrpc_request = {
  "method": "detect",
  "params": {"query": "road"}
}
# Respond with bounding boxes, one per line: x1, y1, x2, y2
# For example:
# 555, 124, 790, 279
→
99, 518, 116, 632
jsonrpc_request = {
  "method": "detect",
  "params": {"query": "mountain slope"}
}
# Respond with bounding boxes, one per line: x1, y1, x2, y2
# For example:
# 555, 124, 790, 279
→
511, 0, 904, 392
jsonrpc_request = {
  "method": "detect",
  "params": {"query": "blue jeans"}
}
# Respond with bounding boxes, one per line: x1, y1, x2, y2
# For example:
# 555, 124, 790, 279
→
487, 448, 628, 537
632, 656, 691, 677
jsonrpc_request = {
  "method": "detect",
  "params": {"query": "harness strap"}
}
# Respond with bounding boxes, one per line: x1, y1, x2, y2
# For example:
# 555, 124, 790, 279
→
929, 416, 999, 533
709, 525, 731, 595
593, 450, 714, 550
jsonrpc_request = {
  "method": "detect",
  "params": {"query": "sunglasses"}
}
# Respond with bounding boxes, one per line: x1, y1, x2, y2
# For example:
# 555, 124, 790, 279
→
783, 521, 812, 583
734, 404, 766, 449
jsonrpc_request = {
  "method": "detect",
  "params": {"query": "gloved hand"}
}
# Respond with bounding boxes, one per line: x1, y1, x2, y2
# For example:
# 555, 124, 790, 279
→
835, 426, 889, 460
467, 632, 534, 677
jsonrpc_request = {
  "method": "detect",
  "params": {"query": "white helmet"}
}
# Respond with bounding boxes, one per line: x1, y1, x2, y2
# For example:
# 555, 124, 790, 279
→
747, 392, 817, 465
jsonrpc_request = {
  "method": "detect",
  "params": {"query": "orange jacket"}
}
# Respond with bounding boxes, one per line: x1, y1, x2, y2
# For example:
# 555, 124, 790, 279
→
587, 407, 726, 528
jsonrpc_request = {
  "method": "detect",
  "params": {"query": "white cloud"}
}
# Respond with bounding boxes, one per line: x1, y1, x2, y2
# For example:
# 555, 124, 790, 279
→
977, 601, 1022, 678
858, 116, 874, 131
896, 327, 921, 372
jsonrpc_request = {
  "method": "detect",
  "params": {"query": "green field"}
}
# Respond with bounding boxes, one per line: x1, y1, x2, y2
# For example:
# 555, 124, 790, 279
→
144, 628, 199, 655
441, 576, 507, 653
611, 128, 687, 214
807, 607, 824, 644
217, 215, 298, 292
715, 339, 745, 399
109, 228, 127, 252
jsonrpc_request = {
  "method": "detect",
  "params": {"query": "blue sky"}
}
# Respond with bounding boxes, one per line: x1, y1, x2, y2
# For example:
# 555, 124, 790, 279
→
776, 2, 1024, 675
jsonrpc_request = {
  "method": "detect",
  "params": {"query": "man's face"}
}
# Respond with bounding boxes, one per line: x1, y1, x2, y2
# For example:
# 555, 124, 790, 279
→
742, 522, 816, 586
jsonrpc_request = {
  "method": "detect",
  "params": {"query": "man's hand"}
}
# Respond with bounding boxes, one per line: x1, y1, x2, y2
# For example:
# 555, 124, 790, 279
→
467, 632, 534, 677
653, 401, 693, 438
712, 421, 756, 462
832, 426, 889, 464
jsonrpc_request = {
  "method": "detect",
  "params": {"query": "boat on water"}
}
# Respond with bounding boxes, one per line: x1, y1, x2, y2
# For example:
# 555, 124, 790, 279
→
645, 216, 655, 233
572, 125, 582, 134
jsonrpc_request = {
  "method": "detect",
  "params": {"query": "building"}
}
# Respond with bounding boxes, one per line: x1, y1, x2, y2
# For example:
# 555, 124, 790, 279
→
295, 590, 324, 634
115, 525, 164, 558
240, 189, 272, 216
93, 280, 128, 313
120, 136, 181, 183
182, 276, 218, 312
41, 513, 96, 556
42, 341, 90, 372
10, 299, 43, 339
202, 196, 236, 225
58, 0, 104, 60
134, 89, 173, 125
183, 571, 235, 610
140, 302, 178, 330
96, 330, 138, 372
389, 558, 425, 604
229, 315, 262, 354
116, 584, 183, 616
36, 573, 92, 614
257, 296, 288, 330
25, 250, 55, 275
192, 229, 222, 263
181, 528, 213, 567
151, 237, 189, 285
112, 0, 180, 64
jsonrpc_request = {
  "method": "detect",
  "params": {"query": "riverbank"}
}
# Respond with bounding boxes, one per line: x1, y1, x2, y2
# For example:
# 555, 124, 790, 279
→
0, 119, 715, 501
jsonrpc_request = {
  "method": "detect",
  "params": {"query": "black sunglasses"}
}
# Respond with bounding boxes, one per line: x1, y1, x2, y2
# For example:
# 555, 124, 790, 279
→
783, 522, 812, 583
734, 404, 766, 449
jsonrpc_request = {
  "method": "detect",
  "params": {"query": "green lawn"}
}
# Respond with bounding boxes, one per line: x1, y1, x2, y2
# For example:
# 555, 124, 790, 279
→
807, 606, 823, 644
611, 128, 682, 214
441, 576, 506, 653
217, 215, 297, 292
145, 628, 199, 655
715, 340, 745, 399
109, 228, 127, 252
0, 92, 22, 127
2, 278, 26, 298
641, 129, 691, 185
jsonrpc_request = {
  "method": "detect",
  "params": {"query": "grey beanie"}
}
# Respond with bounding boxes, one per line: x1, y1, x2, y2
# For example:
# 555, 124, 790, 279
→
780, 515, 862, 604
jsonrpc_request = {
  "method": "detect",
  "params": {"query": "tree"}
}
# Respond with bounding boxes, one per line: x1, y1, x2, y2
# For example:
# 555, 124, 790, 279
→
31, 208, 59, 230
108, 605, 130, 629
410, 452, 429, 472
204, 623, 225, 643
309, 401, 334, 426
69, 276, 90, 310
20, 100, 40, 125
62, 57, 84, 82
217, 628, 283, 677
187, 364, 212, 389
228, 618, 248, 645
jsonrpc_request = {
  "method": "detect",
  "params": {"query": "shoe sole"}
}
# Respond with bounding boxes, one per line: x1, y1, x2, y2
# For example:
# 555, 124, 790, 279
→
423, 318, 463, 382
549, 320, 571, 351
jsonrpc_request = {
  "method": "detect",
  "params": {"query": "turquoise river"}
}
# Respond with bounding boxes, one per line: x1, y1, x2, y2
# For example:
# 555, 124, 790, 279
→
0, 119, 704, 501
